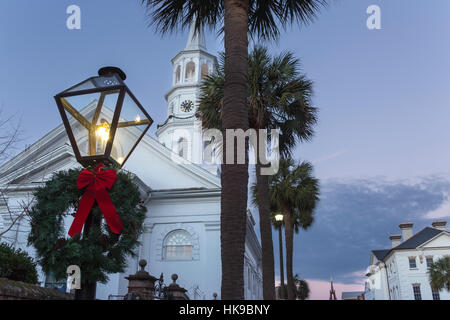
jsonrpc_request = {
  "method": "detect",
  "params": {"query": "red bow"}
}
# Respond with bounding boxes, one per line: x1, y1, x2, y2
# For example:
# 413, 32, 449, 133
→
68, 164, 123, 237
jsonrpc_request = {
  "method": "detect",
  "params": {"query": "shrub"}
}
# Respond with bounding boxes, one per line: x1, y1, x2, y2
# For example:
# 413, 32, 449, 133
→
0, 242, 38, 284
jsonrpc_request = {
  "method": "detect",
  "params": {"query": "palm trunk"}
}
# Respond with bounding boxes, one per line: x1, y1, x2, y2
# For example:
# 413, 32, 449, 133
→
284, 209, 295, 300
221, 0, 249, 300
256, 163, 275, 300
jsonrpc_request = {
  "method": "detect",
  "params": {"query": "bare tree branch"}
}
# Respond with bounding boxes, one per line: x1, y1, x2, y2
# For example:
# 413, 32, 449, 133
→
0, 108, 27, 239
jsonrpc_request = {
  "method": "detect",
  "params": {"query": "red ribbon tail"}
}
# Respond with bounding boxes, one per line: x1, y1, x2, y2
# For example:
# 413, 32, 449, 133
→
96, 189, 123, 234
68, 191, 96, 237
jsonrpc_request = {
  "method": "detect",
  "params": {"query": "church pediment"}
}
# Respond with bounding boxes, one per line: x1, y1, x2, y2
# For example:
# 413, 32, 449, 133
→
0, 116, 220, 190
419, 231, 450, 249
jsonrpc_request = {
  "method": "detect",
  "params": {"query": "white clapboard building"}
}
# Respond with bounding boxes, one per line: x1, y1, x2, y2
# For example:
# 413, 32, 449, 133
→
0, 23, 263, 300
364, 221, 449, 300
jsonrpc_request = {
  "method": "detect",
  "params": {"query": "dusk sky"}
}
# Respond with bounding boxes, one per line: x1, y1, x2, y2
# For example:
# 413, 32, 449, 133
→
1, 0, 450, 299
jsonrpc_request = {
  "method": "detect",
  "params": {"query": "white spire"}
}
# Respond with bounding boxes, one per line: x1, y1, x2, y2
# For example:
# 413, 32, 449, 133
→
185, 20, 206, 51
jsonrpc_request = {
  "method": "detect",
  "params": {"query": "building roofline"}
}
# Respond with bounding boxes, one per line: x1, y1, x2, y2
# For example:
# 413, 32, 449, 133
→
370, 227, 446, 262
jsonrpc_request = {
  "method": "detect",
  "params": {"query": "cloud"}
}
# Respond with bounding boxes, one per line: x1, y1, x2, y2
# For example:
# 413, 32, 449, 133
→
340, 269, 367, 284
272, 175, 450, 288
311, 149, 347, 164
423, 193, 450, 219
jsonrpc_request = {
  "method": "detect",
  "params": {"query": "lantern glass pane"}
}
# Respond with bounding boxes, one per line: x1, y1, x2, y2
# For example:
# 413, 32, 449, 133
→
60, 92, 101, 156
63, 106, 90, 157
65, 79, 97, 93
110, 92, 150, 165
59, 90, 120, 158
90, 91, 120, 156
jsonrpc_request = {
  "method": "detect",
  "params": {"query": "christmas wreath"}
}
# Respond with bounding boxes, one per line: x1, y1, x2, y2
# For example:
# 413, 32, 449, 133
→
27, 168, 147, 285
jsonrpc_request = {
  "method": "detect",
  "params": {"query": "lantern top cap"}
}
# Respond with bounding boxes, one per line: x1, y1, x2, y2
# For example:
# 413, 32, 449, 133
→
98, 66, 127, 81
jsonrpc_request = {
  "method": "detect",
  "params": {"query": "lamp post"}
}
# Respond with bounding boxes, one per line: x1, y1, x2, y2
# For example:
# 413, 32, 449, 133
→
274, 213, 285, 299
54, 67, 153, 299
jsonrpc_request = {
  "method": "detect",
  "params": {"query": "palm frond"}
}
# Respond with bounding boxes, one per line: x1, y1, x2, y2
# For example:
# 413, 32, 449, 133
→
141, 0, 223, 34
248, 0, 328, 40
142, 0, 328, 40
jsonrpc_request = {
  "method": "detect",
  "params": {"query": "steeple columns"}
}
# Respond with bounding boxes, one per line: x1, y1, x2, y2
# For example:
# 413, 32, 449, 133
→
173, 57, 213, 86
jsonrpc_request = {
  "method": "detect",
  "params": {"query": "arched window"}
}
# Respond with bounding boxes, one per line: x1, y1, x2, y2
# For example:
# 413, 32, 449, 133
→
201, 63, 209, 80
185, 61, 196, 80
163, 229, 192, 260
175, 65, 181, 83
178, 137, 188, 159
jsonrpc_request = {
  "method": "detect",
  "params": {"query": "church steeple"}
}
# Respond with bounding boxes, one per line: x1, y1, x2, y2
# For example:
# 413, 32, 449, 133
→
185, 20, 206, 51
156, 21, 218, 166
329, 275, 337, 300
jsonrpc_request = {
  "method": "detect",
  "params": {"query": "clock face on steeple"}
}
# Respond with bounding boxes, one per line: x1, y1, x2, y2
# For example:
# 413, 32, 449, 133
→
180, 100, 194, 112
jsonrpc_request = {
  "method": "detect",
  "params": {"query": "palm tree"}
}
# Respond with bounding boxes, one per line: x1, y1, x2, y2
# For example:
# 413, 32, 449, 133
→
429, 256, 450, 292
268, 158, 319, 299
294, 274, 310, 300
142, 0, 327, 300
201, 47, 317, 299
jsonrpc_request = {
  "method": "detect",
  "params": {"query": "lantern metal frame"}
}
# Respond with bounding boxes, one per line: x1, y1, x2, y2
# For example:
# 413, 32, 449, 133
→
54, 67, 153, 168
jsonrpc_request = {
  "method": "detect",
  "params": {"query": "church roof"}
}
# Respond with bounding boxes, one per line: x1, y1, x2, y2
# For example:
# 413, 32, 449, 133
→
0, 103, 221, 190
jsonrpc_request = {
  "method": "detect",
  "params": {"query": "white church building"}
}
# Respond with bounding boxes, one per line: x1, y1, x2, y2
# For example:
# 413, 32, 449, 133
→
0, 24, 263, 300
364, 221, 450, 300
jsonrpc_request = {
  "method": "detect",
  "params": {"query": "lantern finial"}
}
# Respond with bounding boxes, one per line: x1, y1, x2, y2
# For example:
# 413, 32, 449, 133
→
98, 66, 126, 80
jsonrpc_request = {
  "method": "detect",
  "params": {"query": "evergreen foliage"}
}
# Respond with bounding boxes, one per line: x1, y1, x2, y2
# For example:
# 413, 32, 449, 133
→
27, 168, 146, 286
0, 242, 39, 284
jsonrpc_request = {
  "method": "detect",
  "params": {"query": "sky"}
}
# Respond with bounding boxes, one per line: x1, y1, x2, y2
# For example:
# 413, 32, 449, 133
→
1, 0, 450, 299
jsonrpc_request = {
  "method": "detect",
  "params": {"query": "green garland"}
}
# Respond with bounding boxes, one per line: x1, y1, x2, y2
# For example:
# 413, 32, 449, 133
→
27, 168, 146, 285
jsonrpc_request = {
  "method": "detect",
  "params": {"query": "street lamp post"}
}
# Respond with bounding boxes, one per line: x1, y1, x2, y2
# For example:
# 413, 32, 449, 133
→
54, 66, 153, 299
274, 213, 285, 299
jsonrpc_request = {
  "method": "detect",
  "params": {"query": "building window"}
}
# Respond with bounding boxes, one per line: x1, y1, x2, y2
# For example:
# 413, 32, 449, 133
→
412, 284, 422, 300
177, 137, 188, 159
185, 61, 196, 80
175, 65, 181, 83
163, 230, 192, 260
431, 288, 440, 300
426, 257, 433, 269
201, 63, 209, 80
203, 138, 217, 163
408, 257, 417, 269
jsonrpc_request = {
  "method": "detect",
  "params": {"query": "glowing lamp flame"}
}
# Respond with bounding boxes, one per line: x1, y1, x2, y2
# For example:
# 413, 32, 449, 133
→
96, 122, 110, 143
